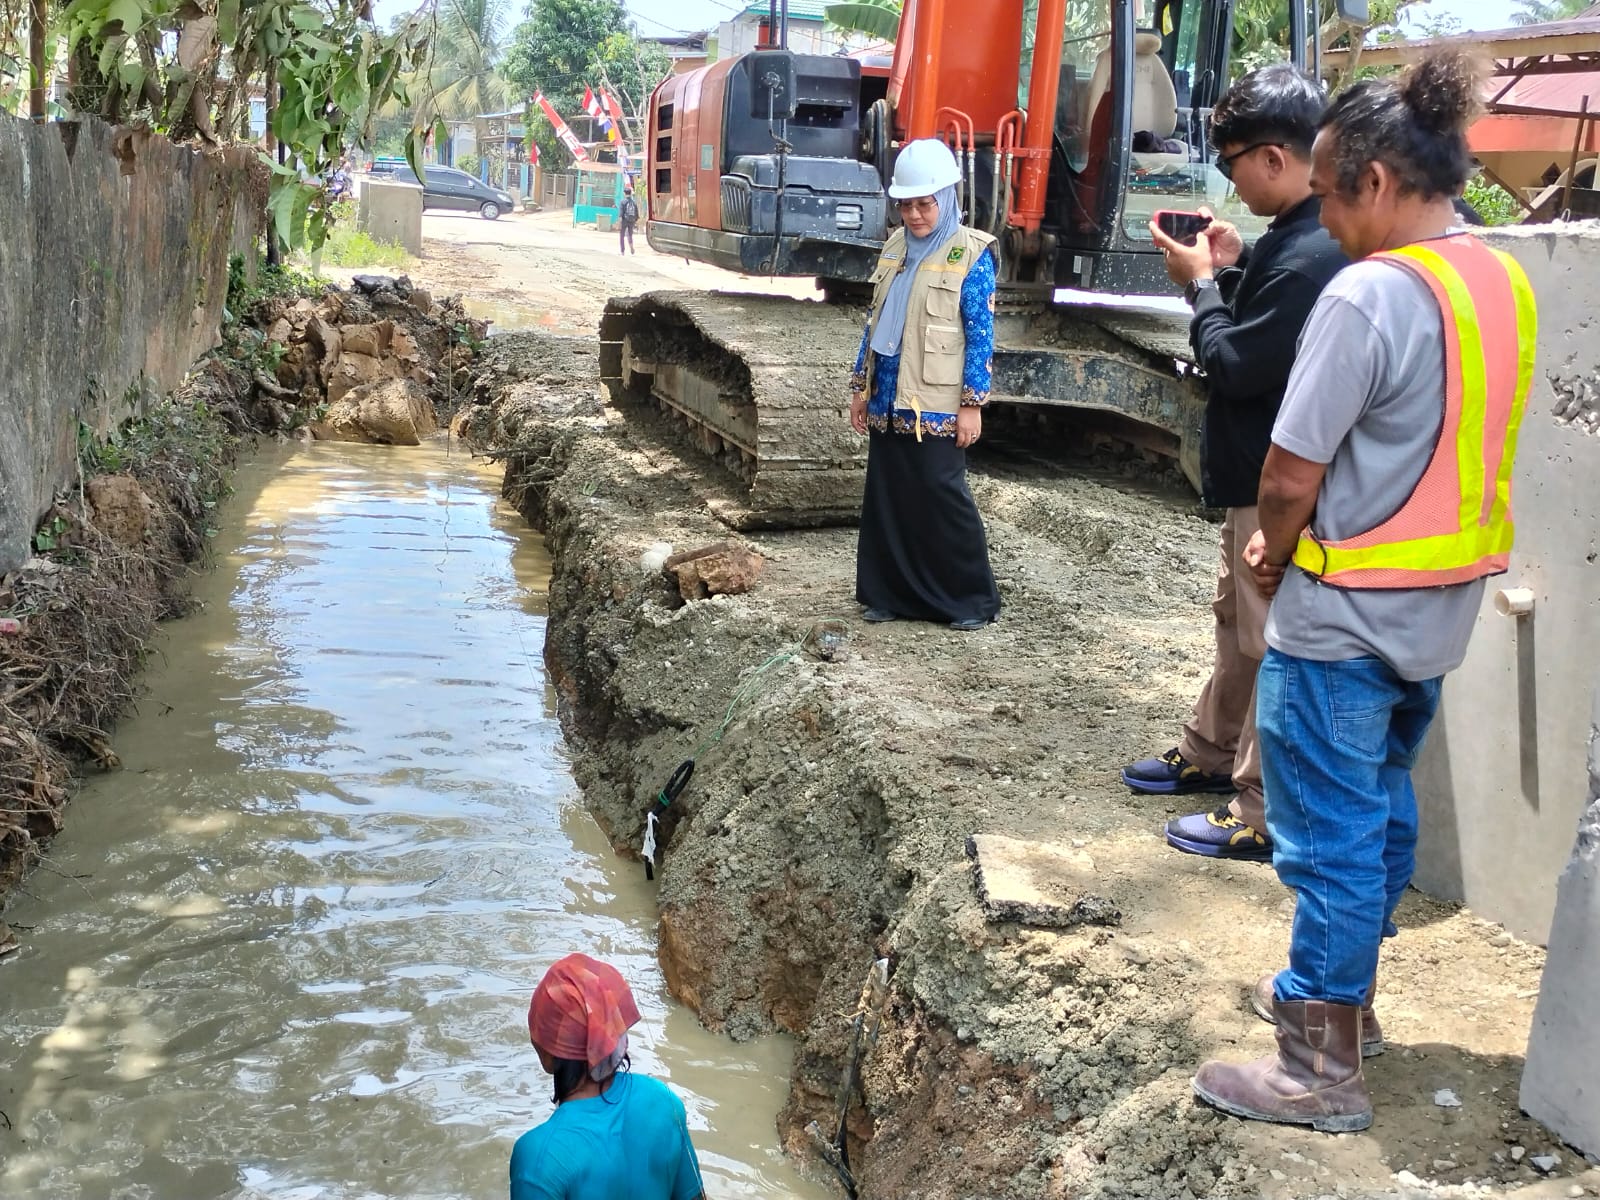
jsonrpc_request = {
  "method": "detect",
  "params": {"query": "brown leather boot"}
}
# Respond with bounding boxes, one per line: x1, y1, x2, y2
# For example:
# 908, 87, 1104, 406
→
1193, 998, 1373, 1132
1251, 972, 1385, 1057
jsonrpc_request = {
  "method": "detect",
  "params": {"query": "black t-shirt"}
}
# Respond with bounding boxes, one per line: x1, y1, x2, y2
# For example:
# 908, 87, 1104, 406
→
620, 196, 640, 224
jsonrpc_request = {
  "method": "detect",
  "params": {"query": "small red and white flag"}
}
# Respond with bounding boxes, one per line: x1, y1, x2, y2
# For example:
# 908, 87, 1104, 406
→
583, 86, 619, 142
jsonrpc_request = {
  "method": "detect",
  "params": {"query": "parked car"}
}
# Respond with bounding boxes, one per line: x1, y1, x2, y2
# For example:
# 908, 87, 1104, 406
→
369, 162, 516, 220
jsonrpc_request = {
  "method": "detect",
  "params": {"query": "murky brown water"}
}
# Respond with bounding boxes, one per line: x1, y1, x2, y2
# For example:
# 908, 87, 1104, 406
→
0, 441, 831, 1200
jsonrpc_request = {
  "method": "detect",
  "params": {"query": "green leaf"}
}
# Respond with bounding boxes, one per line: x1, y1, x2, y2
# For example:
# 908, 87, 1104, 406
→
823, 1, 901, 39
105, 0, 144, 33
404, 128, 427, 184
217, 0, 239, 43
98, 34, 122, 74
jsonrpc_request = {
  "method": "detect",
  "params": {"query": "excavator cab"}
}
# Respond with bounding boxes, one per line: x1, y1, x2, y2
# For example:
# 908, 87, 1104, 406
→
876, 0, 1346, 294
1048, 0, 1244, 291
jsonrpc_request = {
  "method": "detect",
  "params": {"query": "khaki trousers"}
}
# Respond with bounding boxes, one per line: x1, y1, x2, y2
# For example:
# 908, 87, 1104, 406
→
1178, 505, 1269, 831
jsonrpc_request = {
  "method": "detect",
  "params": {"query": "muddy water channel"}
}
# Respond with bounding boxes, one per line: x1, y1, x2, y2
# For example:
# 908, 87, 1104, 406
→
0, 441, 830, 1200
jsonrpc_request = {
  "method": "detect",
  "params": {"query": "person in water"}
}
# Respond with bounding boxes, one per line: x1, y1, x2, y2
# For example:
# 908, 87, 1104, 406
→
509, 954, 705, 1200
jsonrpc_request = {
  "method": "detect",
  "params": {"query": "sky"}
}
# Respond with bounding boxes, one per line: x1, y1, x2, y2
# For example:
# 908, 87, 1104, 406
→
618, 0, 1533, 39
372, 0, 1530, 48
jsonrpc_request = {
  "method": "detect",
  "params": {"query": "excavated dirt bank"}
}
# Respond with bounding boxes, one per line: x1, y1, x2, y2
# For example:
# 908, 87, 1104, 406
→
463, 329, 1599, 1200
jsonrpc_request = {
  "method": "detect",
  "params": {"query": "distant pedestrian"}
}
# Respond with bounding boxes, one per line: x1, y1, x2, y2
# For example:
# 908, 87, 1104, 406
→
510, 954, 705, 1200
619, 185, 640, 255
1192, 48, 1538, 1133
1128, 64, 1346, 862
850, 138, 1001, 632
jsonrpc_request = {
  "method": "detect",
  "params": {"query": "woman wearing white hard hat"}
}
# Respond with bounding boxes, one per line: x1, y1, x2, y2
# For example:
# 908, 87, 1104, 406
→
850, 138, 1001, 631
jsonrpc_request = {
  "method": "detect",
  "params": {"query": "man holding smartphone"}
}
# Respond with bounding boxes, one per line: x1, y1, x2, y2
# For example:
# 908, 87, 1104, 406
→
1121, 64, 1346, 862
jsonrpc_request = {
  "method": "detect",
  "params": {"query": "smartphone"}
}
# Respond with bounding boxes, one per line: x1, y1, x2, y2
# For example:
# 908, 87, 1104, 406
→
1155, 210, 1212, 247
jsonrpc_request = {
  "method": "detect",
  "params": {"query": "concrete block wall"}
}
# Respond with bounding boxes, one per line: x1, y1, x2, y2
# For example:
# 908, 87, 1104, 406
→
1412, 225, 1600, 942
1519, 682, 1600, 1158
0, 115, 268, 575
355, 176, 423, 256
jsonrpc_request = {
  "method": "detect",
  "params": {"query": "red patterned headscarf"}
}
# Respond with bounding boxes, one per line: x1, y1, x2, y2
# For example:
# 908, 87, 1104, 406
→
528, 954, 641, 1072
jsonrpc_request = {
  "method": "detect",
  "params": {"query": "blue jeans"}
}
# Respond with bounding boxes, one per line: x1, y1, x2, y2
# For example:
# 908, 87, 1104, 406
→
1256, 649, 1443, 1007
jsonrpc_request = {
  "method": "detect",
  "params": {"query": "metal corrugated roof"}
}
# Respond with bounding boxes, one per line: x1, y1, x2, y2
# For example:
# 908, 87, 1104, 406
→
742, 0, 833, 20
1326, 15, 1600, 68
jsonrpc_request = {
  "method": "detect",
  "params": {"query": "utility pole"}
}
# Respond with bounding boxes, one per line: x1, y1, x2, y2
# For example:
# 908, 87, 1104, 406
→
29, 0, 47, 122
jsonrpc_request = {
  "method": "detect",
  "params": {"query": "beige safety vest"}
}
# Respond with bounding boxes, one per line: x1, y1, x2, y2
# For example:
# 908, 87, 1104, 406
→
866, 225, 996, 432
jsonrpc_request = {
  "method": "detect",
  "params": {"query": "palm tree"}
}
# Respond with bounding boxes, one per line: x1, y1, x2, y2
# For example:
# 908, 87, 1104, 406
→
1509, 0, 1590, 23
428, 0, 512, 119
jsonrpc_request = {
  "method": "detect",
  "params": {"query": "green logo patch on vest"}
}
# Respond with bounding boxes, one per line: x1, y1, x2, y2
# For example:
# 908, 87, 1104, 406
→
947, 246, 966, 265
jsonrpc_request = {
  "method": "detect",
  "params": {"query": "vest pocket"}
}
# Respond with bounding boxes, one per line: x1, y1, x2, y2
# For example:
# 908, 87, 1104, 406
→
922, 324, 965, 386
924, 272, 962, 321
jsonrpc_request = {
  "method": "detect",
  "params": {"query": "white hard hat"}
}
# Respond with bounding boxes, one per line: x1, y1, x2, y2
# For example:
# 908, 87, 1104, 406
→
887, 138, 962, 199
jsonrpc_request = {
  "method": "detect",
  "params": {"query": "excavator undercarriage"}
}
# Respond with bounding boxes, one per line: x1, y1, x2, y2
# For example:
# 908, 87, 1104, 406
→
599, 292, 1207, 529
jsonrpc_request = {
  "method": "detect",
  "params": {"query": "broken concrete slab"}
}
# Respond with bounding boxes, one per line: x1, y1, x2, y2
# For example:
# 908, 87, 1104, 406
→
663, 540, 765, 602
1520, 684, 1600, 1160
965, 833, 1121, 929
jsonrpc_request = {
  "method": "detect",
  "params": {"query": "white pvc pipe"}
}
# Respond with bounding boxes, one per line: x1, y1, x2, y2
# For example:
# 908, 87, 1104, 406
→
1495, 587, 1536, 617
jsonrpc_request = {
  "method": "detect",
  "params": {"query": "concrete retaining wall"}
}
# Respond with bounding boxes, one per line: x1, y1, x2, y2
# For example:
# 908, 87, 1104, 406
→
1519, 680, 1600, 1159
355, 176, 423, 256
1412, 225, 1600, 941
0, 116, 268, 575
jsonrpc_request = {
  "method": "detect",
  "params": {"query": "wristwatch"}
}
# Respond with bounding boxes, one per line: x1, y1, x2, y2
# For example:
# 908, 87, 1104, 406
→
1185, 277, 1219, 306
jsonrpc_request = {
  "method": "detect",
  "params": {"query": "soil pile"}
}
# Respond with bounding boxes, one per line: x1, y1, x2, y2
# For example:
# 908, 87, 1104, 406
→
463, 329, 1597, 1200
246, 273, 485, 437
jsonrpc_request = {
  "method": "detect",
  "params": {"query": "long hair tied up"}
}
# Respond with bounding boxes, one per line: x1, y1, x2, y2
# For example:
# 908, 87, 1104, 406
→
1399, 50, 1485, 137
1320, 48, 1488, 200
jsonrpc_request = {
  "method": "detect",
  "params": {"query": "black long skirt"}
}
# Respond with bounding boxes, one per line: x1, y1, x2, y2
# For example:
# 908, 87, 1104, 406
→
854, 428, 1001, 625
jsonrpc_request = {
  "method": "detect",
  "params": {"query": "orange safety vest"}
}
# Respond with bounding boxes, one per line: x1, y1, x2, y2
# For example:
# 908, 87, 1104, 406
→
1292, 234, 1538, 589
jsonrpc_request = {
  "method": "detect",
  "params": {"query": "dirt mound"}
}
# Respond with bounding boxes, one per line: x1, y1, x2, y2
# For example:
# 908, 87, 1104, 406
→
245, 274, 484, 435
461, 330, 1597, 1200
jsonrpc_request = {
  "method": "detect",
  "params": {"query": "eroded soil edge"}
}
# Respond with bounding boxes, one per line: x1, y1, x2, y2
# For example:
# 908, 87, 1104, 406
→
465, 330, 1591, 1200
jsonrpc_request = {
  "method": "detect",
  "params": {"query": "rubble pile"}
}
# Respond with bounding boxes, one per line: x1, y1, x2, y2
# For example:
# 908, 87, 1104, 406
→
248, 274, 486, 444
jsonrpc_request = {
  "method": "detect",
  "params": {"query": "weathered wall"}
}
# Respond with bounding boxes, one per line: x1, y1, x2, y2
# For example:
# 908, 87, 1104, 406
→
0, 115, 268, 574
1519, 678, 1600, 1158
1413, 225, 1600, 941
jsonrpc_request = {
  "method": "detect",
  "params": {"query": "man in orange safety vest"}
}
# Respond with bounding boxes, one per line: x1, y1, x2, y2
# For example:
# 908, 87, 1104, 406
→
1191, 49, 1539, 1133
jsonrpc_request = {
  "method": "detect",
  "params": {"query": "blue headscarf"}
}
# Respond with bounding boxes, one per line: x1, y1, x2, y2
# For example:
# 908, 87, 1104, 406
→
869, 184, 963, 358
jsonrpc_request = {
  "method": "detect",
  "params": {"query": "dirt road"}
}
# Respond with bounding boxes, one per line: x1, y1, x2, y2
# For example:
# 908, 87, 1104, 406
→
383, 210, 815, 337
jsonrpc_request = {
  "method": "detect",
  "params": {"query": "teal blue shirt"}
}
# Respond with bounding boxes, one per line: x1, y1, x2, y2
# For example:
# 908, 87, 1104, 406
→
509, 1073, 704, 1200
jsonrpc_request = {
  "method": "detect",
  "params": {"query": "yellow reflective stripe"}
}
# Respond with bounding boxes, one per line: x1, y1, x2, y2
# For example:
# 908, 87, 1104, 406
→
1294, 519, 1514, 577
1492, 249, 1539, 529
1388, 244, 1488, 531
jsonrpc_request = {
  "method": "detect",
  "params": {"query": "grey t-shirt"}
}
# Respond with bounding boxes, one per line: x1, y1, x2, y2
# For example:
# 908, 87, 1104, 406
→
1264, 255, 1486, 681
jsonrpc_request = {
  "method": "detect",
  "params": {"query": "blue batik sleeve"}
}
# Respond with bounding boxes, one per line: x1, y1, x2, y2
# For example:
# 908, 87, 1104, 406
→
852, 326, 870, 393
960, 248, 996, 405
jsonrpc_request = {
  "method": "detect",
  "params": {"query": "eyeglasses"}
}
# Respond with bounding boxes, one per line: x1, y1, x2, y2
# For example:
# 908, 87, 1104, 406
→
896, 197, 939, 214
1214, 141, 1287, 181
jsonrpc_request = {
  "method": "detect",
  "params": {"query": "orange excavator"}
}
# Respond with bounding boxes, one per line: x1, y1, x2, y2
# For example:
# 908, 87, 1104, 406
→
599, 0, 1363, 525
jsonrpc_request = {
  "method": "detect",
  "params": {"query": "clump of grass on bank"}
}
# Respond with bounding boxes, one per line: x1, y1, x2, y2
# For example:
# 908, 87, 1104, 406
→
313, 224, 413, 269
296, 202, 413, 271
